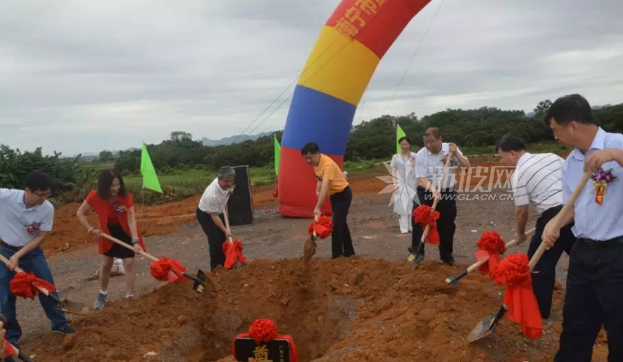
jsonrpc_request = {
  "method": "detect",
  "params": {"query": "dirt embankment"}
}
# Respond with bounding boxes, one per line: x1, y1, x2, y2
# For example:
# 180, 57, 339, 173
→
24, 258, 590, 362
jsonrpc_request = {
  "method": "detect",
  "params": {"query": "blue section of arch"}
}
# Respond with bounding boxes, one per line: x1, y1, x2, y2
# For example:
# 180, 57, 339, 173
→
281, 84, 356, 156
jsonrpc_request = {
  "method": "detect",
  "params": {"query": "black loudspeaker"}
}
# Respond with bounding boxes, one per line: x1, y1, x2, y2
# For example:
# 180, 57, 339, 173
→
227, 165, 254, 226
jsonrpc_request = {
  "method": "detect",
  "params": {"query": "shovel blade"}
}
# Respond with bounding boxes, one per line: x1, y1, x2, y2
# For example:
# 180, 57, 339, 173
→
191, 269, 212, 294
303, 239, 316, 263
468, 306, 506, 343
57, 298, 90, 316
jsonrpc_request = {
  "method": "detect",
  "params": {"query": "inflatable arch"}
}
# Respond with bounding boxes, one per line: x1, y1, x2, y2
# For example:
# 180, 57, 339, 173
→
278, 0, 433, 217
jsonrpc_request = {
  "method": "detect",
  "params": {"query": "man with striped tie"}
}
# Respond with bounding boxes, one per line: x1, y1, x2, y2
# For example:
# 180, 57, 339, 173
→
496, 134, 575, 319
542, 94, 623, 362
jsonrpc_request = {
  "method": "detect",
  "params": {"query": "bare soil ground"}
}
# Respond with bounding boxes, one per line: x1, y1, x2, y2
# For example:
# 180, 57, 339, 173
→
10, 162, 608, 361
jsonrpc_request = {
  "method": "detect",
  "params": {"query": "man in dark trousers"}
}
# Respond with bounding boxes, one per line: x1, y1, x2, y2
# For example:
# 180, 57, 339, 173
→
542, 94, 623, 362
301, 142, 355, 258
496, 134, 575, 319
0, 171, 75, 347
196, 166, 236, 271
411, 127, 470, 265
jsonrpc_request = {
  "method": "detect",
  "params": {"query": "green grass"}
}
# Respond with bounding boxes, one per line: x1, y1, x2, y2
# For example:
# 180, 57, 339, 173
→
123, 169, 215, 189
80, 160, 115, 171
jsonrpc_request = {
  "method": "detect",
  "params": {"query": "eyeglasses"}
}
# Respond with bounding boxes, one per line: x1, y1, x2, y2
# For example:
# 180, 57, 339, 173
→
33, 192, 52, 199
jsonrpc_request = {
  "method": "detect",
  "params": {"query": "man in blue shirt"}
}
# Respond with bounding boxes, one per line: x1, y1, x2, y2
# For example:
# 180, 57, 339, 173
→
542, 94, 623, 362
0, 171, 75, 347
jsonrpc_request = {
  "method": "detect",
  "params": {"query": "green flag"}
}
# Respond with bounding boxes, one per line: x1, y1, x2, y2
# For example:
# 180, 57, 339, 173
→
274, 135, 281, 176
140, 142, 163, 193
396, 124, 406, 154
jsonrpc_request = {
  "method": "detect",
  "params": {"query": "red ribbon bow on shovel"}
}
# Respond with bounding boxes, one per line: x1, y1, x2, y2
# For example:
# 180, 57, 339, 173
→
493, 252, 542, 340
150, 257, 189, 283
474, 230, 506, 279
412, 205, 440, 245
10, 272, 57, 299
223, 241, 246, 269
308, 216, 333, 239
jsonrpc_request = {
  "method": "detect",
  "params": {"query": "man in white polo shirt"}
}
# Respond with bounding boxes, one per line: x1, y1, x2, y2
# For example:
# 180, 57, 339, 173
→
496, 134, 575, 319
195, 166, 236, 271
0, 170, 75, 347
411, 127, 471, 265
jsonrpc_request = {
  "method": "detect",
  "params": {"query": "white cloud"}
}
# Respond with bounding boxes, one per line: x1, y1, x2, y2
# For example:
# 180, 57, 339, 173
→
0, 0, 622, 155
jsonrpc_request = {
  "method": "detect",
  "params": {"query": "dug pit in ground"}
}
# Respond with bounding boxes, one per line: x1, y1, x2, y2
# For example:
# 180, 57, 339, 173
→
23, 258, 572, 362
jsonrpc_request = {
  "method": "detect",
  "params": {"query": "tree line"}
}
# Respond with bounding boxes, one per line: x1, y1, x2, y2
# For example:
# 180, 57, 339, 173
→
2, 100, 622, 193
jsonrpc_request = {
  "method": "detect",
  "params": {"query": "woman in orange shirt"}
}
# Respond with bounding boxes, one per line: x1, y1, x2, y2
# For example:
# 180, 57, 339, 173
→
76, 169, 145, 310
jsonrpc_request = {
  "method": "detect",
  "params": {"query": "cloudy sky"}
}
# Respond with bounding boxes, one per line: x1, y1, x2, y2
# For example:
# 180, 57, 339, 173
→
1, 0, 622, 156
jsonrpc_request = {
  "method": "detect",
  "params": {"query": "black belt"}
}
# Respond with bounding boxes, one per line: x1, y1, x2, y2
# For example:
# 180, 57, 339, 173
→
0, 239, 23, 251
578, 236, 623, 248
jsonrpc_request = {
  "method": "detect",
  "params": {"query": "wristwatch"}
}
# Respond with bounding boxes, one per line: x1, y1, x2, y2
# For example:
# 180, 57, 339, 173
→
131, 237, 139, 245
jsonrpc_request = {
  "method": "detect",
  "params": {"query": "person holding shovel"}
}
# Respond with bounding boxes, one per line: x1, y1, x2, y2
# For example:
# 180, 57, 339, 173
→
301, 142, 354, 259
495, 134, 575, 319
0, 171, 75, 347
196, 166, 236, 271
411, 127, 470, 265
76, 169, 146, 310
542, 94, 623, 362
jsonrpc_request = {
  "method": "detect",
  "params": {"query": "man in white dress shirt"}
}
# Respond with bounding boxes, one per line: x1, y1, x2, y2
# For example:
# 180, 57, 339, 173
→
542, 94, 623, 362
411, 127, 470, 265
0, 171, 75, 347
195, 166, 235, 271
496, 134, 575, 319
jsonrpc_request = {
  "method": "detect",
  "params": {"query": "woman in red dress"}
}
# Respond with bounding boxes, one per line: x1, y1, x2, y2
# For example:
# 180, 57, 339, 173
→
76, 169, 145, 310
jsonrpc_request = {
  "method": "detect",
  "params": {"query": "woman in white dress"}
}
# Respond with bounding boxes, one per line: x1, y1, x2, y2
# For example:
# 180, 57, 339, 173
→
390, 136, 418, 233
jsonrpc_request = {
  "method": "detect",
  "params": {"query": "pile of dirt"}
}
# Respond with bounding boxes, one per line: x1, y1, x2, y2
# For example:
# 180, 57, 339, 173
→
24, 257, 571, 362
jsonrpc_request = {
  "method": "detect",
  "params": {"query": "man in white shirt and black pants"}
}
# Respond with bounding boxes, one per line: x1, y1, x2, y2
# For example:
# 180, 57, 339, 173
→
0, 171, 75, 347
496, 134, 575, 319
411, 127, 471, 265
543, 94, 623, 362
196, 166, 235, 272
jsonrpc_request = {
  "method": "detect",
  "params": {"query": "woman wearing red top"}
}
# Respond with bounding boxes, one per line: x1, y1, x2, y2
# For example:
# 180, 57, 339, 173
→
76, 169, 145, 310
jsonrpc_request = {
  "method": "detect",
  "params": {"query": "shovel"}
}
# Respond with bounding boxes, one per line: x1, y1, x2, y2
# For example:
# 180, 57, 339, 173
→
445, 227, 536, 286
303, 217, 319, 263
223, 206, 243, 269
100, 233, 209, 294
0, 315, 34, 362
409, 153, 453, 267
0, 254, 89, 316
468, 171, 591, 343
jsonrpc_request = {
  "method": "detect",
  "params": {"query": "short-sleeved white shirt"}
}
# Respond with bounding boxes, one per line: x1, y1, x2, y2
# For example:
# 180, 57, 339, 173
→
415, 142, 463, 189
0, 188, 54, 247
198, 178, 230, 214
510, 152, 564, 215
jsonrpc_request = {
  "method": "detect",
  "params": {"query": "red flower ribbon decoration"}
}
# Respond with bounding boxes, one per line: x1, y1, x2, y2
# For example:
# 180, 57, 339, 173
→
412, 205, 440, 245
308, 216, 333, 239
4, 337, 17, 358
150, 257, 188, 283
475, 230, 506, 279
233, 319, 299, 362
10, 272, 57, 299
223, 241, 246, 269
493, 253, 542, 340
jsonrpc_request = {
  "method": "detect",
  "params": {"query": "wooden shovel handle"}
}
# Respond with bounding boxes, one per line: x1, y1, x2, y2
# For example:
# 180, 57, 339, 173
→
223, 206, 234, 244
528, 171, 591, 271
100, 233, 158, 262
420, 153, 454, 243
465, 227, 537, 273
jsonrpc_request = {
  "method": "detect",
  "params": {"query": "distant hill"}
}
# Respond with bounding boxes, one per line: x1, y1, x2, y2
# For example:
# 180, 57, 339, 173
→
200, 131, 273, 146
